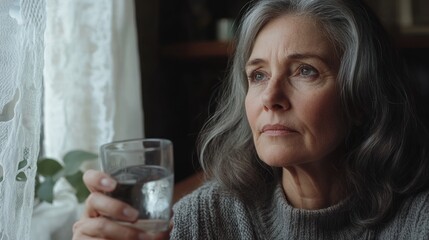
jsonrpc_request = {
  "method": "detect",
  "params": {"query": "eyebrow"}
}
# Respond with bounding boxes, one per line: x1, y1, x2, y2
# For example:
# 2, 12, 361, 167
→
245, 58, 266, 69
288, 53, 334, 65
245, 52, 335, 69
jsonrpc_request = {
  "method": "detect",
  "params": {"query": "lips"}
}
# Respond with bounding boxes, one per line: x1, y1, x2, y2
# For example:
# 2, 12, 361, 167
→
261, 124, 298, 135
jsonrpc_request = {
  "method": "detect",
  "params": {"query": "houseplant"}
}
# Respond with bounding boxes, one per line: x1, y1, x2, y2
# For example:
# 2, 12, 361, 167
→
16, 150, 98, 203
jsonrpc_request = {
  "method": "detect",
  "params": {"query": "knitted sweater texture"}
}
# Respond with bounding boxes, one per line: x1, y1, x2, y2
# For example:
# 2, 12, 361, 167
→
171, 181, 429, 239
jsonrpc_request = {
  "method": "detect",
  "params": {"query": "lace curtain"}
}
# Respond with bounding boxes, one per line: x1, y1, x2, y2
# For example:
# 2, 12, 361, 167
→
0, 0, 142, 238
30, 0, 143, 239
43, 0, 143, 160
0, 0, 45, 239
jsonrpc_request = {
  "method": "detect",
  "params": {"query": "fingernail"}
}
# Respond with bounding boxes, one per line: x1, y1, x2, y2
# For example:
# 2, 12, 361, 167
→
100, 178, 116, 190
123, 207, 139, 219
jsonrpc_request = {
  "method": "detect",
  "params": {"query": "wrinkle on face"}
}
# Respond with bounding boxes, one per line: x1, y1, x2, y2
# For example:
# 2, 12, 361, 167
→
245, 14, 348, 209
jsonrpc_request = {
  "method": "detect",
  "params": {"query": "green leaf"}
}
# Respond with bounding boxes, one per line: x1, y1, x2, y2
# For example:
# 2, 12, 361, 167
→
65, 171, 90, 203
37, 177, 55, 203
37, 159, 63, 177
63, 150, 97, 176
75, 186, 90, 203
16, 171, 27, 181
17, 160, 28, 170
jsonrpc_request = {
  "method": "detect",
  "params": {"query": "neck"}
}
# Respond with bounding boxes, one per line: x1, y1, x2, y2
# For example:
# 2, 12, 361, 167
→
281, 161, 346, 210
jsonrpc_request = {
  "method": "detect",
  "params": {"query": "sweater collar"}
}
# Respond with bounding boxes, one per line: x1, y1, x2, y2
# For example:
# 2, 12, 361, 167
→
256, 184, 358, 238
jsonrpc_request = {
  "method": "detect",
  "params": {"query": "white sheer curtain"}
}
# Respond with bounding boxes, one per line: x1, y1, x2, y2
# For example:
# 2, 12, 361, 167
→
0, 0, 141, 238
0, 0, 45, 239
43, 0, 143, 160
30, 0, 143, 239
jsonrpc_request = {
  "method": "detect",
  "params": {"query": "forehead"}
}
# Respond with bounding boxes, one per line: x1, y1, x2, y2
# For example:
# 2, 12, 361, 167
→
250, 14, 337, 62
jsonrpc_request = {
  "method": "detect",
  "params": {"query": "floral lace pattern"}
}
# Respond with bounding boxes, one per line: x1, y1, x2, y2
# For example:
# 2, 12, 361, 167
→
0, 0, 45, 239
43, 0, 143, 160
0, 0, 142, 239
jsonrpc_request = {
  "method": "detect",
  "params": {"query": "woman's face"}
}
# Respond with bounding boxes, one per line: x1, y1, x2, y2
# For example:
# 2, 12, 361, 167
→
245, 14, 348, 168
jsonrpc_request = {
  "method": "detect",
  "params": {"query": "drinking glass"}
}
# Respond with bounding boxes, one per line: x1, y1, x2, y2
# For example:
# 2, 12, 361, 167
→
100, 138, 174, 233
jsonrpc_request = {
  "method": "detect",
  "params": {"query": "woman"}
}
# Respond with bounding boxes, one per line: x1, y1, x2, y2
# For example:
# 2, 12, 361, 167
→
73, 0, 429, 239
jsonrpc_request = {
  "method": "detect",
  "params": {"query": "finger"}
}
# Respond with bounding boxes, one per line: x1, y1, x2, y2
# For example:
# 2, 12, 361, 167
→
83, 169, 117, 192
72, 233, 104, 240
73, 217, 145, 240
84, 192, 139, 221
153, 230, 170, 240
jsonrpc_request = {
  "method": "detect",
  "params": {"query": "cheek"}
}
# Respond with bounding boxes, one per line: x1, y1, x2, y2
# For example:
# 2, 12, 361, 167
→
302, 92, 347, 146
245, 93, 258, 130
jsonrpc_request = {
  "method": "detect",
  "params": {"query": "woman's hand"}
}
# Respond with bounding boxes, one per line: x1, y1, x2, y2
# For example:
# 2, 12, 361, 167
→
72, 169, 170, 240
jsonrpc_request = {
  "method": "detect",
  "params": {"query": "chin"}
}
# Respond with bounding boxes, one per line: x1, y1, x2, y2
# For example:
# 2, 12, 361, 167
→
257, 150, 302, 168
254, 138, 309, 167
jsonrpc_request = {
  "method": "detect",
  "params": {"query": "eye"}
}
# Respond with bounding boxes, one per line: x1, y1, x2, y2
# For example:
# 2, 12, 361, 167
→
248, 70, 269, 82
299, 65, 318, 78
254, 72, 265, 81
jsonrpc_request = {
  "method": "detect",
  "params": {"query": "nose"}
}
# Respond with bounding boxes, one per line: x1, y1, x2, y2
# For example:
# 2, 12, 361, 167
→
262, 78, 290, 111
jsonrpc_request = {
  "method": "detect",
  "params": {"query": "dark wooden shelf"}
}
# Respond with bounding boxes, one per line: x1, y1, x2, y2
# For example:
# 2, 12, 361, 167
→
161, 41, 234, 59
395, 35, 429, 49
161, 35, 429, 61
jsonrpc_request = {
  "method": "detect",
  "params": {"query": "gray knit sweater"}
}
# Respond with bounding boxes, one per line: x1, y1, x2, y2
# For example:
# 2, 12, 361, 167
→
171, 181, 429, 239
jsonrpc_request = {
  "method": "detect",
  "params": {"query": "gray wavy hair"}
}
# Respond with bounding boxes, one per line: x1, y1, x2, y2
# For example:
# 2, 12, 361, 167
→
198, 0, 429, 227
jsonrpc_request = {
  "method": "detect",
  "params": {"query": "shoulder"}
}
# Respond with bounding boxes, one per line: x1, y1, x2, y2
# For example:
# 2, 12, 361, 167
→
175, 180, 227, 203
183, 180, 240, 198
401, 190, 429, 237
172, 180, 245, 218
171, 181, 256, 239
380, 190, 429, 238
403, 190, 429, 221
404, 189, 429, 223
